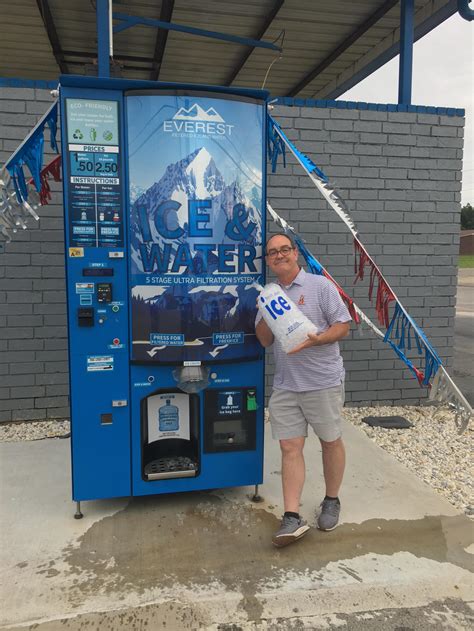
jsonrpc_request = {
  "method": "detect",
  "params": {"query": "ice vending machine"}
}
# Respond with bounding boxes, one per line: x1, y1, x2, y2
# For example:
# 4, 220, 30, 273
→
59, 76, 267, 516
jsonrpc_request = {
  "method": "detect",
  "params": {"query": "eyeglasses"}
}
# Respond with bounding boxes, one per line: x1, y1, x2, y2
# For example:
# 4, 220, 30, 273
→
266, 245, 295, 258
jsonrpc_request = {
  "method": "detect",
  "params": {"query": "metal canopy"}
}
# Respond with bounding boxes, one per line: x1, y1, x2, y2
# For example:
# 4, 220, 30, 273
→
0, 0, 458, 98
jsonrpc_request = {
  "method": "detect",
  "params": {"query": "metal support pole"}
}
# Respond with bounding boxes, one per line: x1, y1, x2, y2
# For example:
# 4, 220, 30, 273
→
398, 0, 414, 105
96, 0, 110, 78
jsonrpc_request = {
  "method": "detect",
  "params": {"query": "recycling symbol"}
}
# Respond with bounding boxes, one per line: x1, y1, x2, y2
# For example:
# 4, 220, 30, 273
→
73, 129, 83, 140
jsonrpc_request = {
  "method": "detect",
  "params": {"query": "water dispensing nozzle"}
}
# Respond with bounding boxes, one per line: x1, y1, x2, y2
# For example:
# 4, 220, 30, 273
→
172, 365, 210, 394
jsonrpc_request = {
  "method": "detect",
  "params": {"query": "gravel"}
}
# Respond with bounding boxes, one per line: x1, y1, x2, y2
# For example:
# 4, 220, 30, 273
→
343, 405, 473, 518
0, 419, 70, 442
1, 406, 471, 517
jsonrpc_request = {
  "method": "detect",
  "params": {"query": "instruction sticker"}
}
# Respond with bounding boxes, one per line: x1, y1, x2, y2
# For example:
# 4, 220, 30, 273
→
76, 282, 94, 294
69, 247, 84, 257
87, 355, 114, 372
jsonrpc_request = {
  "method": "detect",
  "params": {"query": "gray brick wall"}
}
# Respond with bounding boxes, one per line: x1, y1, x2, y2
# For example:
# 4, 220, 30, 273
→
0, 89, 464, 420
0, 88, 68, 422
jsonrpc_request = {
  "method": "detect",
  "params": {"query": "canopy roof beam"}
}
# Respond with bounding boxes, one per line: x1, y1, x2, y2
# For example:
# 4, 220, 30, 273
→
151, 0, 175, 81
225, 0, 285, 86
112, 12, 282, 52
36, 0, 68, 74
286, 0, 399, 97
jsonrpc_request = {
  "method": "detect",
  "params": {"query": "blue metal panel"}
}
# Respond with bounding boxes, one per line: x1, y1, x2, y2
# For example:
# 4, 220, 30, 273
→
96, 0, 110, 78
60, 86, 131, 501
69, 349, 131, 500
398, 0, 414, 105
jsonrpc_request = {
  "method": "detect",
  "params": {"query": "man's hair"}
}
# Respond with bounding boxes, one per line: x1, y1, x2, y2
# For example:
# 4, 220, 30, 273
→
265, 232, 296, 252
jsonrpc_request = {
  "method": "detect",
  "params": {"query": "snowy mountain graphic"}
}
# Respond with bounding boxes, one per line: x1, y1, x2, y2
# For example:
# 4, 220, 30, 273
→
130, 146, 261, 274
129, 146, 263, 362
129, 182, 146, 203
173, 104, 224, 122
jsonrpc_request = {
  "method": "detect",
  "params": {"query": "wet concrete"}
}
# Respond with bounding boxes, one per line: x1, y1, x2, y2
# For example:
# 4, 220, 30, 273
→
1, 422, 472, 629
56, 494, 472, 608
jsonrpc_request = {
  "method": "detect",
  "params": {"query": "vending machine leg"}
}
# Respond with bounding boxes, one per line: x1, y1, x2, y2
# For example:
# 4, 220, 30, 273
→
74, 501, 84, 519
251, 485, 263, 503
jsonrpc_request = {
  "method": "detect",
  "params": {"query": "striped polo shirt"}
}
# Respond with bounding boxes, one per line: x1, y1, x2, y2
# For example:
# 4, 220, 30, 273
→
256, 268, 351, 392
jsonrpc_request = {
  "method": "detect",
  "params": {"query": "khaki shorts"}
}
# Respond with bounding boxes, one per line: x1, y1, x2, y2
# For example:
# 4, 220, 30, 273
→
268, 384, 344, 442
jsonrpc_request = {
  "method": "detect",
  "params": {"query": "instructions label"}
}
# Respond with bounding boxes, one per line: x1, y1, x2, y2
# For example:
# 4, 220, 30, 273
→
66, 99, 123, 248
87, 355, 114, 372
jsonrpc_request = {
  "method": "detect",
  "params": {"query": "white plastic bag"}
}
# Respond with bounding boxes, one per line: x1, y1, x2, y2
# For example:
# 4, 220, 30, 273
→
257, 283, 318, 353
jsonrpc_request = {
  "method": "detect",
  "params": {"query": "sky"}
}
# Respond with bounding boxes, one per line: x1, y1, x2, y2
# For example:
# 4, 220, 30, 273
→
341, 13, 473, 207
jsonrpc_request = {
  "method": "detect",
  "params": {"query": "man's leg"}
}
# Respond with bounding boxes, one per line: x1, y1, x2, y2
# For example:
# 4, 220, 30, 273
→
320, 437, 345, 497
317, 437, 345, 530
272, 436, 310, 547
280, 436, 306, 513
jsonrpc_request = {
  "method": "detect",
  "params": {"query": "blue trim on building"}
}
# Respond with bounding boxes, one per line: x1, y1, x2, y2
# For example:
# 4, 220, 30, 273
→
0, 76, 465, 117
0, 78, 58, 89
274, 97, 465, 117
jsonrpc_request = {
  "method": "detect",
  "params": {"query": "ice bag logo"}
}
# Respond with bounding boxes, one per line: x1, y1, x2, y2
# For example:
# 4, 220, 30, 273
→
259, 295, 292, 320
163, 103, 234, 136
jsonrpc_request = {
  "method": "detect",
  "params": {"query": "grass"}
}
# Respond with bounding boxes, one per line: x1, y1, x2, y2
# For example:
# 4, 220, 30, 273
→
459, 255, 474, 268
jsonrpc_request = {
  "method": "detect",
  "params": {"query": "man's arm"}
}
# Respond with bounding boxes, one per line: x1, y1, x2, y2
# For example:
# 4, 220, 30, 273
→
256, 318, 275, 347
287, 321, 350, 354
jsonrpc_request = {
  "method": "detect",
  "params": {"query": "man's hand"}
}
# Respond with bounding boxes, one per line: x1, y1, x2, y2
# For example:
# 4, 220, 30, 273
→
256, 318, 275, 347
287, 331, 322, 354
287, 321, 350, 354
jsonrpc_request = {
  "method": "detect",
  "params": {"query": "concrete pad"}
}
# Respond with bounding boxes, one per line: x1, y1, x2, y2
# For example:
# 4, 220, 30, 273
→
0, 421, 472, 630
458, 268, 474, 288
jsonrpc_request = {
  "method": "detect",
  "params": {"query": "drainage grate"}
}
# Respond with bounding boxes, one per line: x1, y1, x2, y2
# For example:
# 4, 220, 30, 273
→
144, 456, 197, 480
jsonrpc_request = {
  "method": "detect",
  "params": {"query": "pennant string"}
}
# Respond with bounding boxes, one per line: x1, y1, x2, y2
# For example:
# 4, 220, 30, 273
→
5, 101, 58, 204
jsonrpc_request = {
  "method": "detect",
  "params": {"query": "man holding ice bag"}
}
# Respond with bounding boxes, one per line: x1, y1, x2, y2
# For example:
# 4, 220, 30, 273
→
255, 233, 351, 548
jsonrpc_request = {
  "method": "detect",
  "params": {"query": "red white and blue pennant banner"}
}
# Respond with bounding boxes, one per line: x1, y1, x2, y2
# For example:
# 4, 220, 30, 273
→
0, 102, 60, 243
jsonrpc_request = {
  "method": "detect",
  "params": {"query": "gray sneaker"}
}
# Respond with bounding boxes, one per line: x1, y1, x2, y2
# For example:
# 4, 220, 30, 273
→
317, 498, 340, 531
272, 515, 310, 548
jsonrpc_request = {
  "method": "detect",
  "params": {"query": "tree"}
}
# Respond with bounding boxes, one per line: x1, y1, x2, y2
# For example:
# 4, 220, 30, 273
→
461, 203, 474, 230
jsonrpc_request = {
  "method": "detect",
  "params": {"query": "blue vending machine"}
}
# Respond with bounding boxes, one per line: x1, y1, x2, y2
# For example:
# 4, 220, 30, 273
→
60, 77, 267, 516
